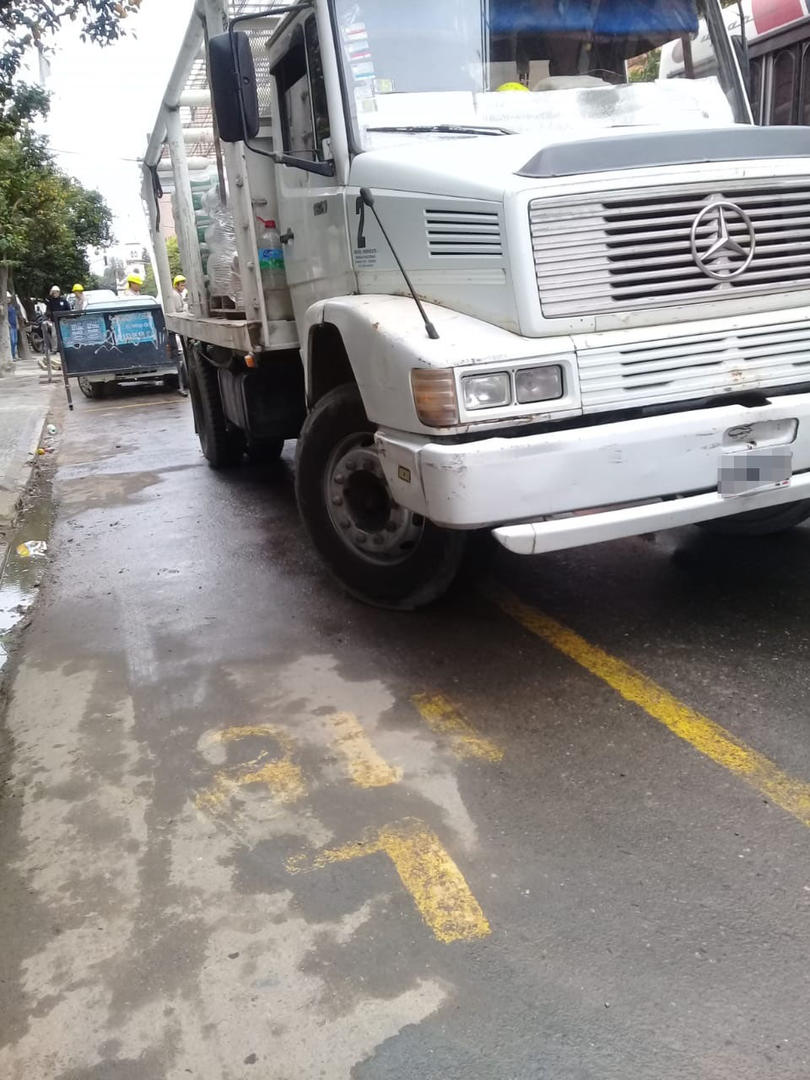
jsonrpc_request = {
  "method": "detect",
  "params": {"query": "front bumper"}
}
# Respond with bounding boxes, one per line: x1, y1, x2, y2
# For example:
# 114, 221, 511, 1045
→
375, 392, 810, 554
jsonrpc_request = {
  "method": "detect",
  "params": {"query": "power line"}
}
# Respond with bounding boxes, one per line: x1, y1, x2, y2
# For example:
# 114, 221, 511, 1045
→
48, 146, 142, 160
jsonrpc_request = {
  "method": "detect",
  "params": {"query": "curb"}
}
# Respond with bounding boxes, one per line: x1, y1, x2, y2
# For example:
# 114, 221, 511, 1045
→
0, 407, 53, 583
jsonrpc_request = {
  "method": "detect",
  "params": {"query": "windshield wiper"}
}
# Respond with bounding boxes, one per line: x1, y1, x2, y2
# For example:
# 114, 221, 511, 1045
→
365, 124, 514, 136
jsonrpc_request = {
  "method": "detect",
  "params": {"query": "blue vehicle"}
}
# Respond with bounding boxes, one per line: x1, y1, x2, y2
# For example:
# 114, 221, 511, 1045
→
55, 289, 181, 405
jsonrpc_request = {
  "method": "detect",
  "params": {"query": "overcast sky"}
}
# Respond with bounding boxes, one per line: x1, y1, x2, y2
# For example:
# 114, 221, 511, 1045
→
36, 0, 194, 244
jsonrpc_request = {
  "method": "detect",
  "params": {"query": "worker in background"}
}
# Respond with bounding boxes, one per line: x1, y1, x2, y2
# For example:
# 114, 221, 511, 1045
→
71, 283, 87, 312
171, 274, 188, 313
44, 285, 70, 353
123, 273, 144, 297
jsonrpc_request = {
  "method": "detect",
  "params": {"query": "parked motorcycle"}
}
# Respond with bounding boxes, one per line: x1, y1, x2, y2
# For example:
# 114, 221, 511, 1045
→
26, 315, 46, 355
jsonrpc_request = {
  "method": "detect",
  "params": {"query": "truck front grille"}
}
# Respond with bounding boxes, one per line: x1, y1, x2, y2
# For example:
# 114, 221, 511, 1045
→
531, 179, 810, 317
577, 321, 810, 411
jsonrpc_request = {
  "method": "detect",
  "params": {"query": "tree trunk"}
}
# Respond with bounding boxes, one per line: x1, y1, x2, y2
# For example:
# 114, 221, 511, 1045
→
10, 272, 32, 363
0, 264, 12, 376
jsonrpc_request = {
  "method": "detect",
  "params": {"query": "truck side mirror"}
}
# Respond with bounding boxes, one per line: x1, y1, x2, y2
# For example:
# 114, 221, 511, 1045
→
209, 31, 260, 143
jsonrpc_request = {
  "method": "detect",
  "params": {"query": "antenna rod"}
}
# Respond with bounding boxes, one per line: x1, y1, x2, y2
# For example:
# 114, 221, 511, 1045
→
359, 187, 439, 341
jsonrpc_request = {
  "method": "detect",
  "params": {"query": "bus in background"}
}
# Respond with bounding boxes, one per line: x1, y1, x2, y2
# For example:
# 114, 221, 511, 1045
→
658, 0, 809, 125
748, 0, 810, 124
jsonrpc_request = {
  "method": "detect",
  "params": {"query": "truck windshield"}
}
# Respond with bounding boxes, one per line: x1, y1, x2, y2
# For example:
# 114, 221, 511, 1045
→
332, 0, 750, 151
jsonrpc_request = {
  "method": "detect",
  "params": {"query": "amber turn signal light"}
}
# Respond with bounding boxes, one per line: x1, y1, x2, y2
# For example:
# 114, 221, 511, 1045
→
411, 369, 458, 427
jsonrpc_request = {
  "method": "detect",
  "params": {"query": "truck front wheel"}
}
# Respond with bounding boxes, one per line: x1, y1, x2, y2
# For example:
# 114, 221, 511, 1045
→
187, 347, 243, 470
295, 384, 466, 609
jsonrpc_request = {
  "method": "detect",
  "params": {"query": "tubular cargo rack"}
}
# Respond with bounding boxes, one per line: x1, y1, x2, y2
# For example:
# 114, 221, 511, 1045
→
141, 0, 298, 355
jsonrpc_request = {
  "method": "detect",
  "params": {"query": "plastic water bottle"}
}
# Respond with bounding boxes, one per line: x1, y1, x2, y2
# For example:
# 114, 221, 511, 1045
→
257, 218, 286, 292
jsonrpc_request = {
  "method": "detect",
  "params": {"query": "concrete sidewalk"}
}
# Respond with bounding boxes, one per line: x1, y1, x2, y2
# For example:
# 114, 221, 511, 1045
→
0, 357, 57, 552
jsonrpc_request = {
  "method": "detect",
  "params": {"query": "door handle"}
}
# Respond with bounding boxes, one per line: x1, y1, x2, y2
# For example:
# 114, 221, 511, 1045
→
280, 229, 295, 245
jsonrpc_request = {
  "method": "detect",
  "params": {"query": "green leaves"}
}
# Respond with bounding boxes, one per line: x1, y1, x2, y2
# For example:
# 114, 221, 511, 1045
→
0, 127, 113, 299
1, 2, 141, 95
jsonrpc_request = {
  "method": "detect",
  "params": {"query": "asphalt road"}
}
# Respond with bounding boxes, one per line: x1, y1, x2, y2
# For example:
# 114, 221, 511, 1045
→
1, 386, 810, 1080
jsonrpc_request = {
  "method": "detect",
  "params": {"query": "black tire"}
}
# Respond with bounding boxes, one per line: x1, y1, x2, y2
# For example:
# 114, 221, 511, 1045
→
295, 383, 466, 609
186, 348, 243, 469
163, 373, 181, 392
246, 438, 284, 464
699, 500, 810, 537
78, 376, 106, 400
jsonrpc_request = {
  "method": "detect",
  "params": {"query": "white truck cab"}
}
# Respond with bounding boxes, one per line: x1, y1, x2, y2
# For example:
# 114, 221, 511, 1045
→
144, 0, 810, 608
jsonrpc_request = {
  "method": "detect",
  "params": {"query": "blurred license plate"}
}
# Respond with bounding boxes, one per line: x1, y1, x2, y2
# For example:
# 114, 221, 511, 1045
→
718, 448, 792, 497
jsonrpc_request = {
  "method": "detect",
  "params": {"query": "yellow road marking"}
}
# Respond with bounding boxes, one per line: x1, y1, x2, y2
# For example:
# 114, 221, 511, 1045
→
411, 693, 503, 762
196, 724, 305, 812
287, 818, 491, 943
327, 712, 401, 787
93, 399, 179, 414
488, 586, 810, 829
212, 724, 290, 746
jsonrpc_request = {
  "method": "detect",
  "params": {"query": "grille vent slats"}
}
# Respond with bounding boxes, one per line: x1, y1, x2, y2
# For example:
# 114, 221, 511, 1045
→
425, 209, 503, 258
577, 322, 810, 411
531, 180, 810, 316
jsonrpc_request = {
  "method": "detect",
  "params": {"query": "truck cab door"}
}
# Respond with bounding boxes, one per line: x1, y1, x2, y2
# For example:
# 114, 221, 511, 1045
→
272, 15, 354, 325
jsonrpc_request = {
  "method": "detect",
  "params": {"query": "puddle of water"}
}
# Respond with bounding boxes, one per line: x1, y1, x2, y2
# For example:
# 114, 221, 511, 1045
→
0, 499, 53, 672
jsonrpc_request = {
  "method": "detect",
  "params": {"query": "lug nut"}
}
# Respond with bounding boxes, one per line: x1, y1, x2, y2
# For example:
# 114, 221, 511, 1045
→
346, 461, 357, 472
355, 533, 367, 544
331, 495, 343, 506
334, 473, 345, 485
372, 535, 384, 546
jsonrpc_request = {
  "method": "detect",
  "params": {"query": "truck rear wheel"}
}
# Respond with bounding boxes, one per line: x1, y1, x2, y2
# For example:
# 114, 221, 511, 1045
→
698, 500, 810, 537
296, 384, 466, 609
187, 348, 243, 469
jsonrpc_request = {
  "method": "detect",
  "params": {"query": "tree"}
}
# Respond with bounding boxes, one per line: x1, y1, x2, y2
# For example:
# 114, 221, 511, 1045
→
0, 91, 112, 371
10, 168, 113, 308
0, 82, 48, 139
1, 1, 142, 96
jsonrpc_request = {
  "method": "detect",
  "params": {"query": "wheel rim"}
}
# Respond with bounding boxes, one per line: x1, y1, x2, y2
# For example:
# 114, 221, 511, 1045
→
325, 433, 424, 565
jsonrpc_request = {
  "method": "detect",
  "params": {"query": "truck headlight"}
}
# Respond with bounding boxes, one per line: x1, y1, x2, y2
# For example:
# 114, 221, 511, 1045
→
461, 372, 511, 410
515, 365, 563, 404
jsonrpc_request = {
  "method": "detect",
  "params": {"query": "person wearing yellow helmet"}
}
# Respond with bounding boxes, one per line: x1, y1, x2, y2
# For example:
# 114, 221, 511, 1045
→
172, 274, 188, 313
496, 81, 529, 92
123, 273, 144, 298
71, 283, 86, 312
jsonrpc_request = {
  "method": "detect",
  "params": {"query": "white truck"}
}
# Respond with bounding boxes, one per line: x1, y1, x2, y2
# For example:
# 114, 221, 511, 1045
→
143, 0, 810, 609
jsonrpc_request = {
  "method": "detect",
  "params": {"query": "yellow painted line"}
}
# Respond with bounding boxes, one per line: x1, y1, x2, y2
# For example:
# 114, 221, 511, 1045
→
327, 712, 402, 787
287, 818, 491, 943
212, 724, 292, 747
93, 399, 180, 414
488, 585, 810, 829
411, 693, 503, 762
196, 724, 305, 812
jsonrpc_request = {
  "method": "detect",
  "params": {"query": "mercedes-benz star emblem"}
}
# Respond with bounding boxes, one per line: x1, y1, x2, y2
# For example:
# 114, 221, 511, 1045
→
690, 200, 756, 281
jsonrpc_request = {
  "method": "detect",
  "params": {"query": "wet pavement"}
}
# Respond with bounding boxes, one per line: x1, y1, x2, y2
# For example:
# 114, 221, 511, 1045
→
1, 386, 810, 1079
0, 356, 57, 550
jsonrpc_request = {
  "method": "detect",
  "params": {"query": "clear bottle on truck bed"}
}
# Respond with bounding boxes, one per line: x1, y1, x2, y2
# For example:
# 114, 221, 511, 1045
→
256, 217, 292, 320
256, 216, 284, 278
